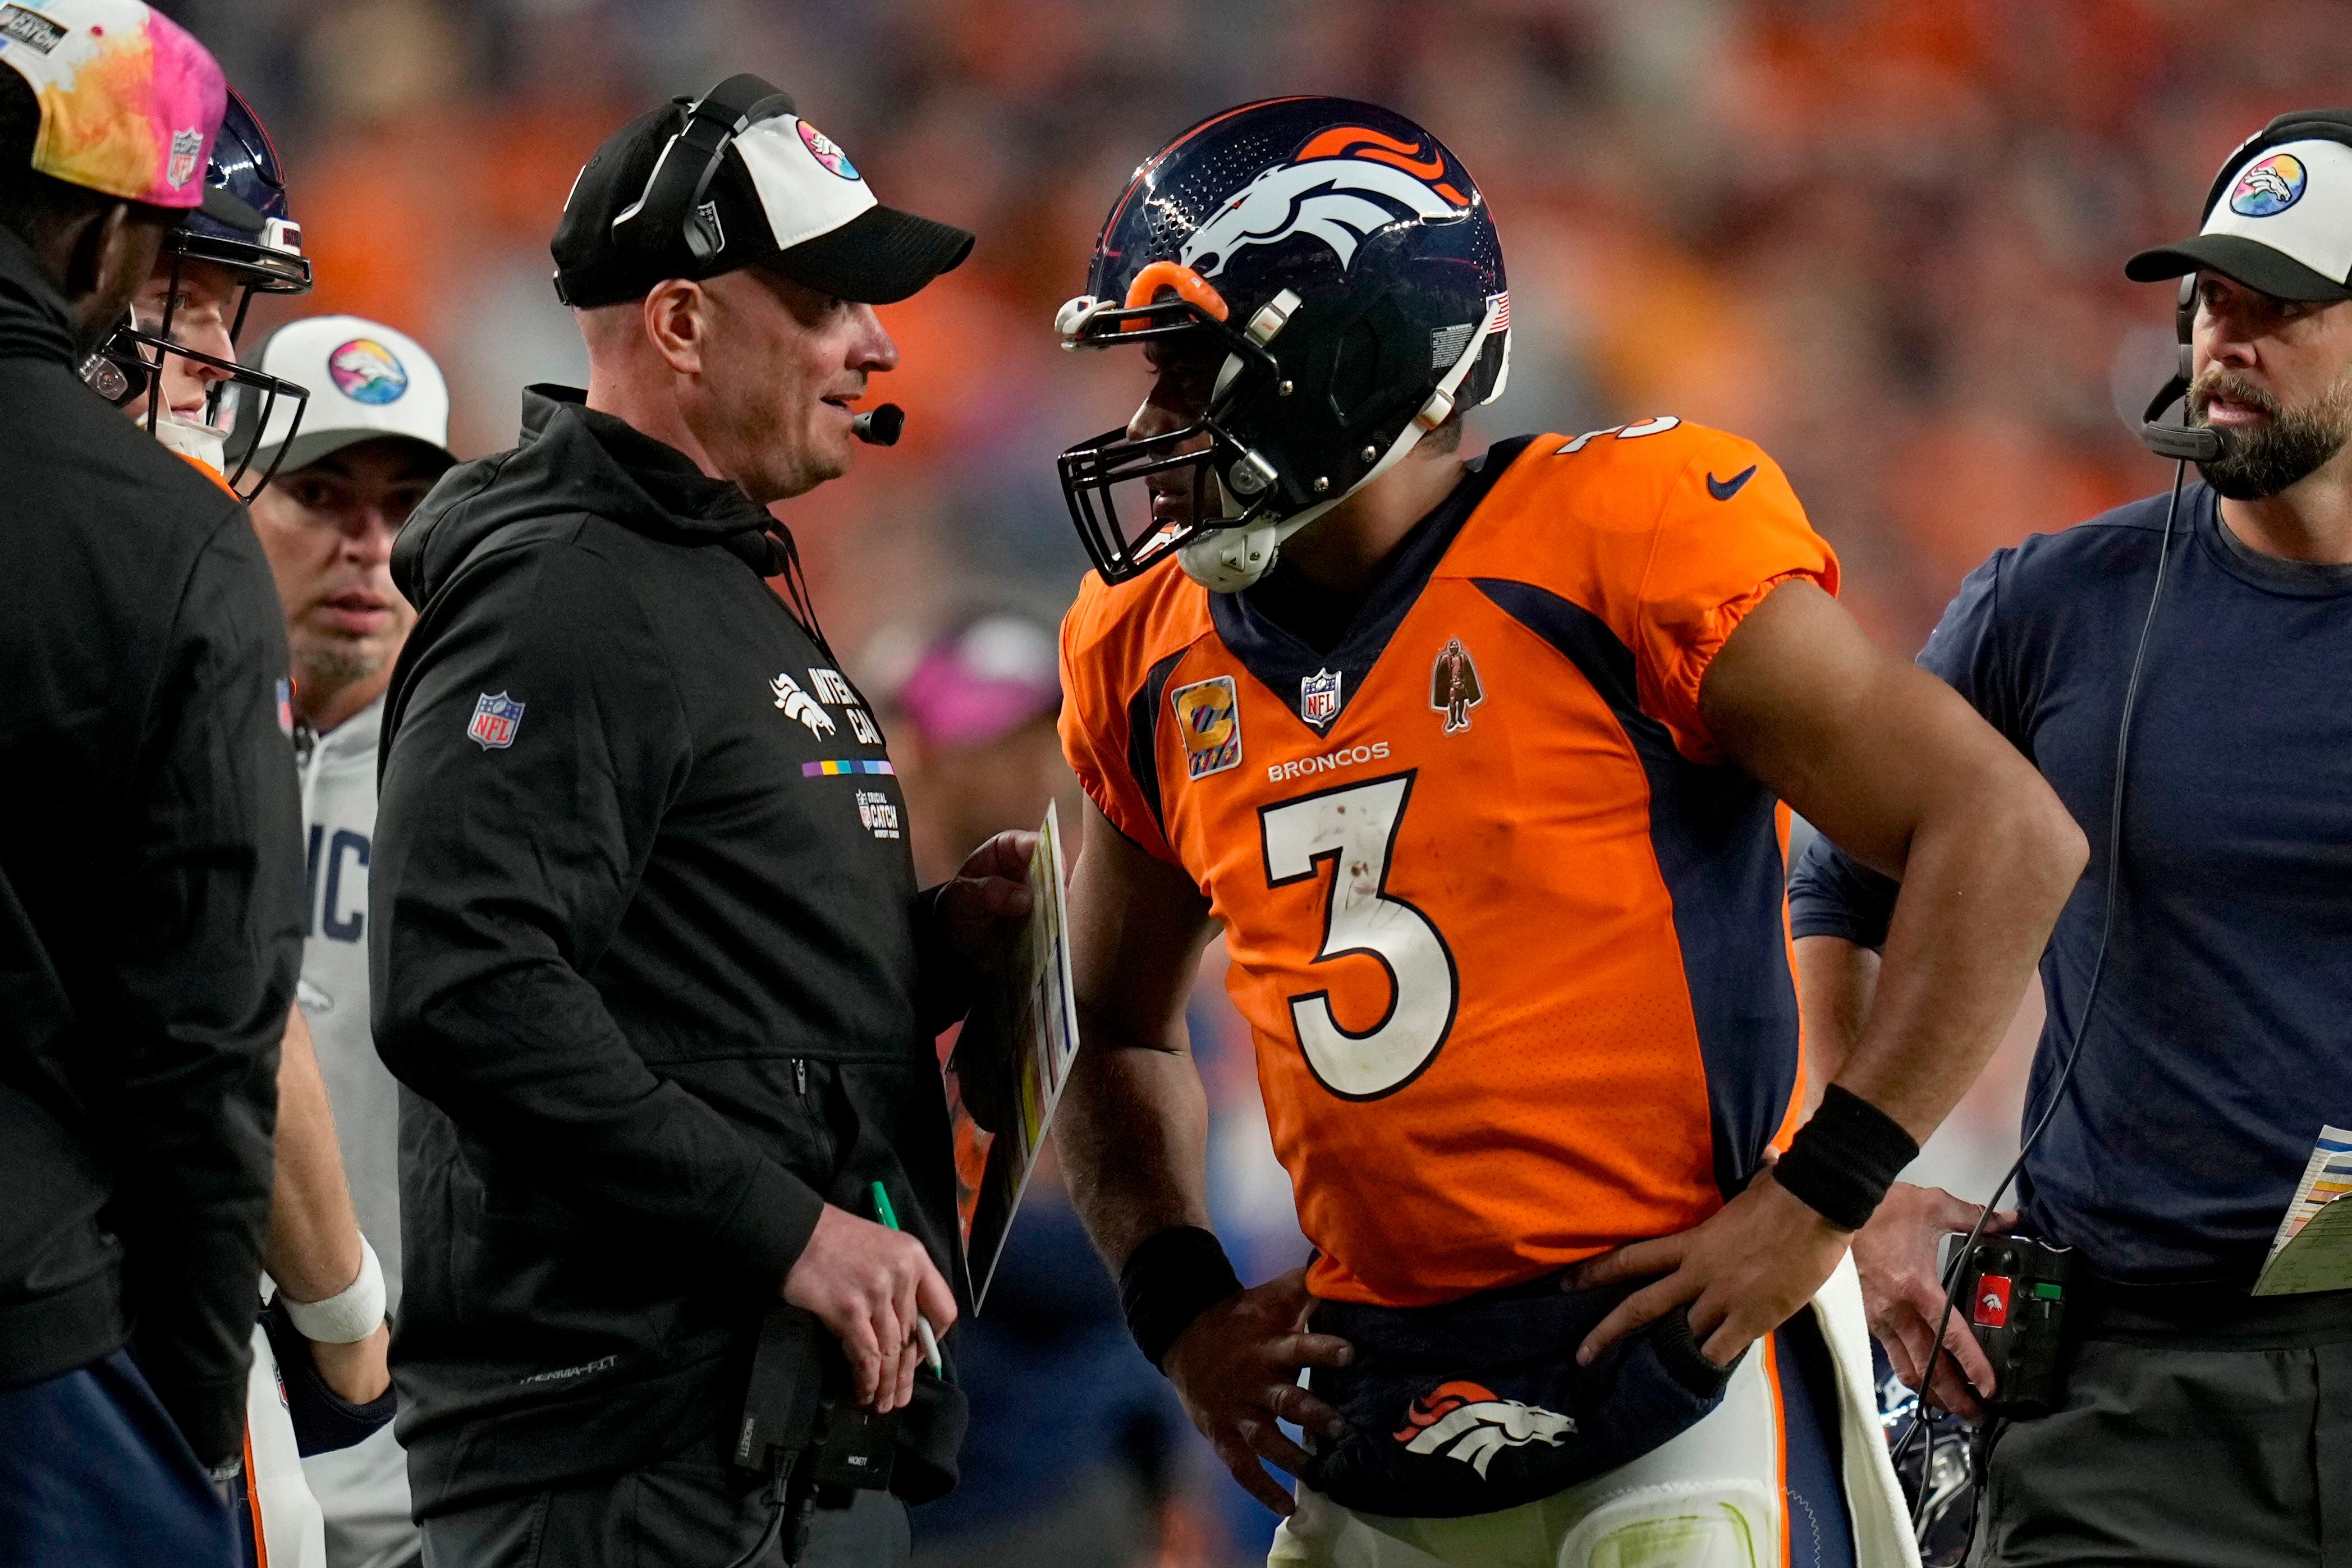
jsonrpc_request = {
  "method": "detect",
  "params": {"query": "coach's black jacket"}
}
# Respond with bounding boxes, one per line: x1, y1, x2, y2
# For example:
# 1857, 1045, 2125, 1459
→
0, 228, 299, 1469
374, 387, 971, 1516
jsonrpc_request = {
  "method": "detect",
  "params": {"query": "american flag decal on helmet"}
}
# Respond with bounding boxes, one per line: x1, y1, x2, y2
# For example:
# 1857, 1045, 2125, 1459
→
1491, 292, 1509, 332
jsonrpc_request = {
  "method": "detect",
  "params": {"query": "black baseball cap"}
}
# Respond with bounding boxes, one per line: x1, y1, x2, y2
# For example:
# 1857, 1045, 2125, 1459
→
2126, 111, 2352, 303
552, 89, 972, 310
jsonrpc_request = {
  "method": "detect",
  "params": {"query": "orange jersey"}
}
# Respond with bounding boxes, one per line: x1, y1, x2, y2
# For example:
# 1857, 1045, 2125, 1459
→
1060, 421, 1839, 1308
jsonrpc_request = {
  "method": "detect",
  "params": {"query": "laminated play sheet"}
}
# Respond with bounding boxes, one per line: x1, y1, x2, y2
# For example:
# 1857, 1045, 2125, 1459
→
2254, 1124, 2352, 1297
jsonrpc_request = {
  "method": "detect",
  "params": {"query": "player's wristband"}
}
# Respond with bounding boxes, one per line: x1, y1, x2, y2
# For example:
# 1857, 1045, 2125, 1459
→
281, 1237, 386, 1345
1120, 1226, 1244, 1371
1770, 1085, 1919, 1231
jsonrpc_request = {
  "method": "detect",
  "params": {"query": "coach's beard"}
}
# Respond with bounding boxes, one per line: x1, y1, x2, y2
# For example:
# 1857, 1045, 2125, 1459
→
2191, 368, 2352, 499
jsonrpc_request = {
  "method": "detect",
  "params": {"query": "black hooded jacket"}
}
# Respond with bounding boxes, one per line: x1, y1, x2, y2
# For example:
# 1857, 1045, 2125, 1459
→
374, 387, 971, 1516
0, 226, 300, 1469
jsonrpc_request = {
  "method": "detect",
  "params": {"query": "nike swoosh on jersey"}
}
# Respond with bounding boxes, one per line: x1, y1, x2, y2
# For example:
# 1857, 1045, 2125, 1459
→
1707, 465, 1758, 501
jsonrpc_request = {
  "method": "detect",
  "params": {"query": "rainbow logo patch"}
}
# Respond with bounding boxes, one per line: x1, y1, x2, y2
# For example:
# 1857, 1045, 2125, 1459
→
2231, 152, 2307, 218
329, 338, 408, 404
798, 120, 859, 181
802, 759, 895, 777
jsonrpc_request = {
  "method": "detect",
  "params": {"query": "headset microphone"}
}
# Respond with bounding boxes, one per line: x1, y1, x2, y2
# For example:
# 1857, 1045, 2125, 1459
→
2137, 275, 2223, 463
851, 404, 904, 446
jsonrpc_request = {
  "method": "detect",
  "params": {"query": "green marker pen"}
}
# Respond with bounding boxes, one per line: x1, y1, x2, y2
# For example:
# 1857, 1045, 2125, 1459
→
870, 1180, 943, 1376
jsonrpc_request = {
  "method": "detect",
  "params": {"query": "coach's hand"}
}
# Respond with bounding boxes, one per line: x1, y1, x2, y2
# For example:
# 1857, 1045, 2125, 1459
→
1855, 1181, 2012, 1421
938, 831, 1039, 965
782, 1203, 959, 1414
1571, 1170, 1850, 1370
1162, 1266, 1353, 1517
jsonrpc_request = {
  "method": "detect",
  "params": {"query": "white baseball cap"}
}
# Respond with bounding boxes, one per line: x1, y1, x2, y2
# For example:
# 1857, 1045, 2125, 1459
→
2128, 115, 2352, 302
241, 315, 455, 476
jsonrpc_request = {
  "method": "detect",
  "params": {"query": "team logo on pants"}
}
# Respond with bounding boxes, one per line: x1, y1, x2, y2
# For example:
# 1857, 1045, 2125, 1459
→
1394, 1380, 1576, 1479
1429, 638, 1484, 733
467, 691, 524, 749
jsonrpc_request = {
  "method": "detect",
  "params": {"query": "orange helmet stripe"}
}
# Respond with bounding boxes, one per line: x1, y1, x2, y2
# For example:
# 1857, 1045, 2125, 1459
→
1296, 124, 1447, 181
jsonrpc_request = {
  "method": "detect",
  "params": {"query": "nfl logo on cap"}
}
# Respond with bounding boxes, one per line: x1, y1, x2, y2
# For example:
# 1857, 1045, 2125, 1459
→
468, 692, 524, 749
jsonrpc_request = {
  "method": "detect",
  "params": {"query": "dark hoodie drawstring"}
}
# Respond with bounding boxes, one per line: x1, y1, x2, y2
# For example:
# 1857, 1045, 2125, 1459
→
765, 522, 836, 666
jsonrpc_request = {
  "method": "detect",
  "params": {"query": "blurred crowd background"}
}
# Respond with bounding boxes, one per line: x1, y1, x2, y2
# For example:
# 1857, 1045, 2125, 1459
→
160, 0, 2351, 1560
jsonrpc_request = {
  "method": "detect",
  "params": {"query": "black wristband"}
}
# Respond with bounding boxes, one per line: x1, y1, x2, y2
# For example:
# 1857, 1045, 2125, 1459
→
1771, 1085, 1919, 1231
1119, 1225, 1244, 1370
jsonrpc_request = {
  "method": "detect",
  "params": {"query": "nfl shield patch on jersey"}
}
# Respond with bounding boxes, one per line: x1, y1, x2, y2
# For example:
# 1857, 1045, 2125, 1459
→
1300, 667, 1344, 732
1170, 676, 1243, 779
467, 691, 525, 749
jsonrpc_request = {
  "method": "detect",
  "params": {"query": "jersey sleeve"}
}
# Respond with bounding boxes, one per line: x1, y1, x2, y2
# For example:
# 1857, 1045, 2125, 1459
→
1633, 435, 1840, 764
1058, 574, 1179, 864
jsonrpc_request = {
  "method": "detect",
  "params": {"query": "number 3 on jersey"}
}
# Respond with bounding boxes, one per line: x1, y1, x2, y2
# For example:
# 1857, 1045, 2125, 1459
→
1258, 772, 1459, 1099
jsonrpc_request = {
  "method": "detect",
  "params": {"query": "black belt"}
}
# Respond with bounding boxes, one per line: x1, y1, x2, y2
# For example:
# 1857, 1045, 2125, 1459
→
2069, 1272, 2352, 1349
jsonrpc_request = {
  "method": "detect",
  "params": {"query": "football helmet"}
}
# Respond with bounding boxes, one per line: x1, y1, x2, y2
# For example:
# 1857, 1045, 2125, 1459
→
82, 86, 311, 498
1056, 97, 1509, 590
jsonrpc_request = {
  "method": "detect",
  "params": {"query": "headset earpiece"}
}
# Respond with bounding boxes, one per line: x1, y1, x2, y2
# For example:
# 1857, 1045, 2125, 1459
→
611, 74, 795, 270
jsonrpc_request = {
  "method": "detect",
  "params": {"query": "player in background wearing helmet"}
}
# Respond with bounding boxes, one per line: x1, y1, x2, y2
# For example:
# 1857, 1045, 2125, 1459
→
103, 89, 397, 1568
233, 315, 458, 1568
82, 85, 311, 494
1047, 98, 2086, 1566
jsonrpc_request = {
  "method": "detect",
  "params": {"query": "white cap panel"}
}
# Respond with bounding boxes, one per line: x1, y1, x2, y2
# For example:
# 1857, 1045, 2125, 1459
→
2200, 138, 2352, 285
733, 115, 879, 253
251, 315, 453, 467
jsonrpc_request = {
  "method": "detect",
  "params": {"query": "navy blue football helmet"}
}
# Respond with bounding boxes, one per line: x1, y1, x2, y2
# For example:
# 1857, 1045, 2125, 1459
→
1056, 98, 1509, 589
82, 87, 310, 499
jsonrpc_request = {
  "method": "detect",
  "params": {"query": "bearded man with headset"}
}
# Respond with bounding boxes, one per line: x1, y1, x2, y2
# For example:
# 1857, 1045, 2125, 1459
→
1795, 112, 2352, 1565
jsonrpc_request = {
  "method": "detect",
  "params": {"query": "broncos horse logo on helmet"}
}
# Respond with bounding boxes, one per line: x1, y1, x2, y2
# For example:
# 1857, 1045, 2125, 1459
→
1055, 98, 1509, 590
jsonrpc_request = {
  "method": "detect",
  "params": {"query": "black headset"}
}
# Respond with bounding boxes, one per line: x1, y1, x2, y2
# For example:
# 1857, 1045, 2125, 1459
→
611, 74, 797, 269
2138, 109, 2352, 462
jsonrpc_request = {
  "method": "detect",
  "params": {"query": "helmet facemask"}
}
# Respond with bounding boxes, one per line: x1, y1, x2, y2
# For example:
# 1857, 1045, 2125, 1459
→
1056, 278, 1293, 584
84, 231, 312, 502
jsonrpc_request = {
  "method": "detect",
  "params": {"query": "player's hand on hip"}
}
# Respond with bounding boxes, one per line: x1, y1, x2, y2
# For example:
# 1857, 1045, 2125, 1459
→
1854, 1181, 2013, 1421
1570, 1170, 1853, 1370
1161, 1265, 1354, 1517
937, 830, 1039, 965
782, 1202, 959, 1414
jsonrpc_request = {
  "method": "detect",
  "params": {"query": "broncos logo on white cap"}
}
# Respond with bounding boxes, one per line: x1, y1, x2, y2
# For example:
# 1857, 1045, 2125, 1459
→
1180, 127, 1468, 279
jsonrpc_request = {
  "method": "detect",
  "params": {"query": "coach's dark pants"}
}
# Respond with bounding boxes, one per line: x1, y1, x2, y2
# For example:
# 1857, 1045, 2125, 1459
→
418, 1435, 910, 1568
0, 1348, 237, 1568
1970, 1285, 2352, 1567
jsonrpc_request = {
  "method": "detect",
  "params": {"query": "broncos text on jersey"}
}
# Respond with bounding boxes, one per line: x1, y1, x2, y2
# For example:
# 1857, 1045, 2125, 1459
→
1060, 419, 1838, 1308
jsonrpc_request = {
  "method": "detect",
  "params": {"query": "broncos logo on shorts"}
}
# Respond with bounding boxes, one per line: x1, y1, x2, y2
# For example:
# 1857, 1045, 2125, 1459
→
1395, 1381, 1576, 1479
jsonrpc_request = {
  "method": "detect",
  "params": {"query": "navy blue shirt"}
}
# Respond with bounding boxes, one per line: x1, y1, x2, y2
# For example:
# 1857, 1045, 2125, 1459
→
1789, 483, 2352, 1285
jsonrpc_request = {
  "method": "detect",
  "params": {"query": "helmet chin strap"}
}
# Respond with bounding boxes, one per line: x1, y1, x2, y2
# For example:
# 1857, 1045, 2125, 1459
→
1176, 292, 1511, 593
152, 410, 230, 475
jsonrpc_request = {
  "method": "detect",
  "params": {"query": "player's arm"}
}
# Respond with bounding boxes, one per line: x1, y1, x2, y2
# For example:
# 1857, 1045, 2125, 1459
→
264, 1003, 391, 1404
1057, 799, 1350, 1516
1578, 580, 2084, 1369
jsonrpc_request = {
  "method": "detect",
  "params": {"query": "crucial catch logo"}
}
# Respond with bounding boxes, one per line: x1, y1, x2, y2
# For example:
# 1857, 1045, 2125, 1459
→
1393, 1381, 1576, 1479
